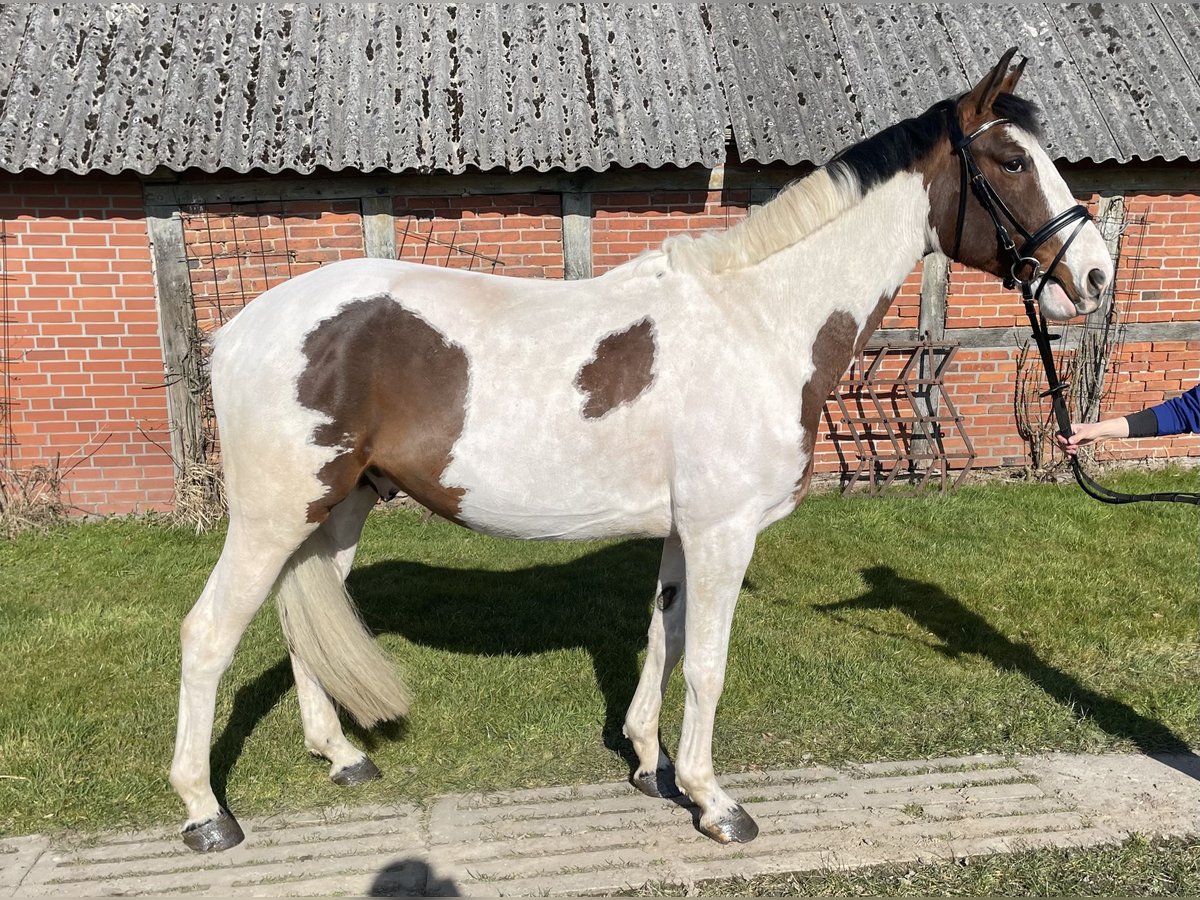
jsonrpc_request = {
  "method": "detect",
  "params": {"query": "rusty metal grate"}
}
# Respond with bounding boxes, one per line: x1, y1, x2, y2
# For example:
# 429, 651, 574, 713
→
830, 338, 975, 495
396, 214, 504, 272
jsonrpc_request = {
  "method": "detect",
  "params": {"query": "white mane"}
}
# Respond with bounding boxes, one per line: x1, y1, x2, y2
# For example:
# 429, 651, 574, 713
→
663, 166, 863, 274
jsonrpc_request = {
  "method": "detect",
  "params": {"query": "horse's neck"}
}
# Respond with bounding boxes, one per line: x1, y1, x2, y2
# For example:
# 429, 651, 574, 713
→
737, 171, 932, 351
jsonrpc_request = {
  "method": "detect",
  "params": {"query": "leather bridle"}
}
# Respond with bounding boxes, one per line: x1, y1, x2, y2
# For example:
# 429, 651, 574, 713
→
946, 102, 1200, 506
946, 101, 1092, 299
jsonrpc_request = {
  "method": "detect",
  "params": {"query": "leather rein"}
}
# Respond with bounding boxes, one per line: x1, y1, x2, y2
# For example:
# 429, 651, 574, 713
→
947, 104, 1200, 506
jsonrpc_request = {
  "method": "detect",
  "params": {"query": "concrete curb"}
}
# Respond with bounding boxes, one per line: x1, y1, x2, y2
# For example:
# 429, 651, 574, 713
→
3, 752, 1197, 896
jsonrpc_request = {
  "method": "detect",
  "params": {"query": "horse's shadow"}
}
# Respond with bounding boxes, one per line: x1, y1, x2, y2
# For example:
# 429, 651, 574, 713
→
211, 538, 662, 804
350, 538, 662, 750
210, 549, 1196, 806
816, 565, 1195, 763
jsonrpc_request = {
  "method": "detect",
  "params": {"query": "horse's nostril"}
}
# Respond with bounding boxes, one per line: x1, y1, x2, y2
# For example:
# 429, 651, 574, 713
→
1087, 267, 1109, 297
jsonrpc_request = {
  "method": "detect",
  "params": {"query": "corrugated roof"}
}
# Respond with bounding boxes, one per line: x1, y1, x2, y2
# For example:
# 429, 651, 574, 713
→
1, 3, 1197, 176
717, 3, 1200, 166
0, 3, 730, 175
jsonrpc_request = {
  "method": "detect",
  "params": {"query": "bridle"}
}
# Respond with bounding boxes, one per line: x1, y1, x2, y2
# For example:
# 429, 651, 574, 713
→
946, 101, 1200, 506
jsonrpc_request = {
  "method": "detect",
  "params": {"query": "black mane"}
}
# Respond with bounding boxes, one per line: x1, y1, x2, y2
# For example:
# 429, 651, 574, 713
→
831, 93, 1042, 192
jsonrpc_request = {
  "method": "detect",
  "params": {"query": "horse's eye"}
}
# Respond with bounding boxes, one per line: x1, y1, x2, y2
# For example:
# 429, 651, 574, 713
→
1003, 157, 1027, 174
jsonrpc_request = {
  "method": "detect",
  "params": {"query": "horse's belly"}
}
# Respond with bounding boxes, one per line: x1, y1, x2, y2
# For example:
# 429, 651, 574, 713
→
444, 415, 673, 540
456, 492, 673, 541
448, 455, 673, 541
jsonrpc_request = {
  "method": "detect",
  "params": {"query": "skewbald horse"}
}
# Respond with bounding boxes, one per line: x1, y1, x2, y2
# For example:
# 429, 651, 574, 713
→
171, 50, 1113, 850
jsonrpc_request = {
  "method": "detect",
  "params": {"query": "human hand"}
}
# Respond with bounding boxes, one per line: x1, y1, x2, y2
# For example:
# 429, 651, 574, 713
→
1054, 418, 1128, 456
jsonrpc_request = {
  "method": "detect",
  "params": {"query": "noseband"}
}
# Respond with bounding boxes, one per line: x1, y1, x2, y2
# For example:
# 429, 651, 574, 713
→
946, 102, 1200, 506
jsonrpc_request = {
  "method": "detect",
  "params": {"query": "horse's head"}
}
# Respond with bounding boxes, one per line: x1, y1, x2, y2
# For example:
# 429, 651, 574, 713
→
925, 48, 1113, 321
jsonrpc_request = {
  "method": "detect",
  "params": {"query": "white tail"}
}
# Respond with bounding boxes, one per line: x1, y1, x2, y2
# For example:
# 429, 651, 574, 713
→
275, 529, 410, 727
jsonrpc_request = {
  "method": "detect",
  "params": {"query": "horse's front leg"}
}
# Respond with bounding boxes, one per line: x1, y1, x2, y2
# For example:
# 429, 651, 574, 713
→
624, 534, 686, 798
675, 520, 759, 843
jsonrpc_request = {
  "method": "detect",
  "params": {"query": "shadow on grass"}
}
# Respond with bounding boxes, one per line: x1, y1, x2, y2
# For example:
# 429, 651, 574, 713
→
350, 539, 662, 763
816, 565, 1198, 776
210, 657, 292, 809
210, 539, 662, 799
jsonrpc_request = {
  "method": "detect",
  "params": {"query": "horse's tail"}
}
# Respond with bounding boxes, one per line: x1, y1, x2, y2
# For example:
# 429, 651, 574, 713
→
274, 529, 410, 727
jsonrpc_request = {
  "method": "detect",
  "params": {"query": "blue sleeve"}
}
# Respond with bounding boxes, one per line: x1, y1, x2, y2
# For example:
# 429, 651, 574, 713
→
1150, 384, 1200, 437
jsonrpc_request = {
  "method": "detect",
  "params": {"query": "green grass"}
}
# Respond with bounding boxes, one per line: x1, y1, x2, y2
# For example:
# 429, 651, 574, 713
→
1, 470, 1197, 839
628, 834, 1200, 896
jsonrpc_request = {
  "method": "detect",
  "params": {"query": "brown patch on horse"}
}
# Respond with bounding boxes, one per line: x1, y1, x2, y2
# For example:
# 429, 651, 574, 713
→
792, 294, 893, 503
916, 127, 1002, 273
575, 318, 657, 419
298, 295, 469, 524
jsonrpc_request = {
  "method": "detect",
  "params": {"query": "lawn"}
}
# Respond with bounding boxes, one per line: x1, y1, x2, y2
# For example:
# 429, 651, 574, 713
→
1, 471, 1197, 840
628, 835, 1200, 896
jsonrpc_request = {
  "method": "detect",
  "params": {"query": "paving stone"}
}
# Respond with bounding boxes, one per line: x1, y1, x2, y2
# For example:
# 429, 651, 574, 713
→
5, 752, 1198, 896
0, 837, 49, 897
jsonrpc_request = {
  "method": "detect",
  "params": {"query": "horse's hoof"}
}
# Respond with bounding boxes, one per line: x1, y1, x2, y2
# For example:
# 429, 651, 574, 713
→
331, 756, 382, 786
182, 809, 245, 852
632, 764, 682, 799
700, 804, 759, 844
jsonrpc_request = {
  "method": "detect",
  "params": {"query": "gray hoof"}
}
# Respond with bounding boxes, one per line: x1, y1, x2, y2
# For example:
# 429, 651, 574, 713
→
631, 764, 682, 799
700, 804, 759, 844
331, 756, 382, 786
182, 809, 245, 852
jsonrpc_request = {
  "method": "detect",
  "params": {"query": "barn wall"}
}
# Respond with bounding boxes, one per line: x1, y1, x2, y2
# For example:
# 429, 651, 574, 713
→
0, 173, 174, 515
1, 171, 1198, 516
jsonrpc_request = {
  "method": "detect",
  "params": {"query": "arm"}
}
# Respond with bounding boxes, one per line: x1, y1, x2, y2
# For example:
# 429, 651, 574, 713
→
1140, 384, 1200, 438
1056, 383, 1200, 456
1057, 416, 1130, 457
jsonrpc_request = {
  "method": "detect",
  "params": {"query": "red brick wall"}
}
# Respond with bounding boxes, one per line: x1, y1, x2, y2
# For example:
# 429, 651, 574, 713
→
593, 189, 748, 273
393, 193, 563, 278
2, 175, 1197, 516
0, 173, 174, 515
182, 199, 367, 336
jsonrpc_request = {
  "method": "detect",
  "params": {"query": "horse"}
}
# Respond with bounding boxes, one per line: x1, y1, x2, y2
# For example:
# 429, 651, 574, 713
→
170, 49, 1113, 851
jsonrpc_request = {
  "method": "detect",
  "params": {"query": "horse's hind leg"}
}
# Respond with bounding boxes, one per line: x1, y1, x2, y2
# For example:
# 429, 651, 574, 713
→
289, 485, 383, 785
624, 534, 686, 799
171, 514, 313, 852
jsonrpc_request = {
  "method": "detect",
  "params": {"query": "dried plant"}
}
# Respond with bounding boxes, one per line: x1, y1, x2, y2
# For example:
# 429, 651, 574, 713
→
171, 460, 227, 534
0, 460, 66, 539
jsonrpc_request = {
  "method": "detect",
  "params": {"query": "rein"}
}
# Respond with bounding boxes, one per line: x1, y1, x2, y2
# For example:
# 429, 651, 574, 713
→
948, 105, 1200, 506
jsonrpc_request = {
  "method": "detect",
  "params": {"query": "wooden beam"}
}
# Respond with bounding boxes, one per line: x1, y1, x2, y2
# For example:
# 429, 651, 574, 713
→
143, 168, 716, 208
913, 252, 951, 457
918, 252, 950, 340
361, 195, 397, 259
941, 322, 1200, 349
561, 191, 593, 280
140, 158, 1200, 208
144, 206, 204, 497
1062, 162, 1200, 195
872, 321, 1200, 352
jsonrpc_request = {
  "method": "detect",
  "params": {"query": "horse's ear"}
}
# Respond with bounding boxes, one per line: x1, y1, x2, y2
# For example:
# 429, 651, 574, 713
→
996, 54, 1028, 97
963, 47, 1020, 114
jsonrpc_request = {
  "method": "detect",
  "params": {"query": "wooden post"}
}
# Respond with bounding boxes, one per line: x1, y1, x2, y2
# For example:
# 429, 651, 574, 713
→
913, 252, 951, 464
145, 206, 205, 497
361, 195, 397, 259
1076, 193, 1125, 425
561, 191, 593, 280
918, 252, 950, 341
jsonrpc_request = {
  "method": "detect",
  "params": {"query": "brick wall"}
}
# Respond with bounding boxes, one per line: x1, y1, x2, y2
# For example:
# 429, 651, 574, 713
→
1, 174, 1197, 516
393, 193, 563, 278
0, 173, 174, 515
